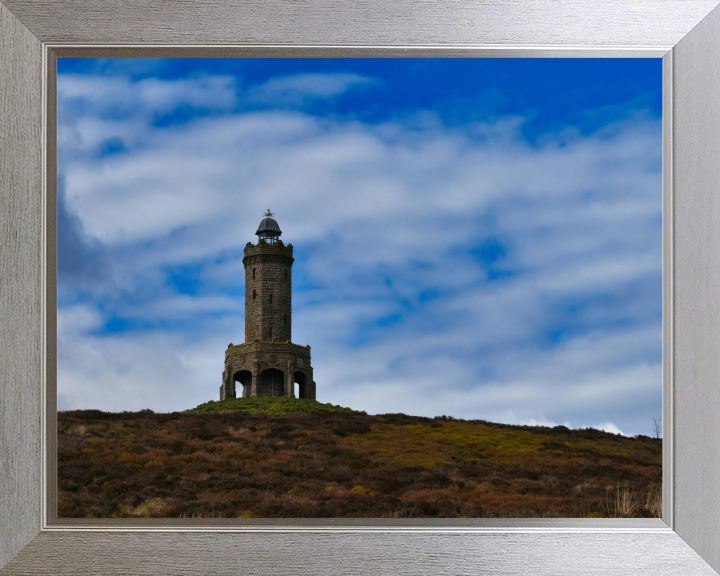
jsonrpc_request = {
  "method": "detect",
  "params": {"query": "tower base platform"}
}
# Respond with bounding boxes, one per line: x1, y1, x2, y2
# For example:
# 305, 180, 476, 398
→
220, 341, 315, 401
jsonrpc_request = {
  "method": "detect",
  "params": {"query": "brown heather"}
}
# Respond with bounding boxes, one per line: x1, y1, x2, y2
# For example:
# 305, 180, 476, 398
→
57, 410, 661, 519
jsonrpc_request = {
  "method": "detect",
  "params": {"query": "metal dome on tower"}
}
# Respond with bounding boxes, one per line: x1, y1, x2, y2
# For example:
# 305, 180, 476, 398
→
255, 209, 282, 244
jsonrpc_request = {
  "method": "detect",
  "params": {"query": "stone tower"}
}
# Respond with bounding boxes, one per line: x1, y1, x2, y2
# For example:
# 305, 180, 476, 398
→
220, 211, 316, 401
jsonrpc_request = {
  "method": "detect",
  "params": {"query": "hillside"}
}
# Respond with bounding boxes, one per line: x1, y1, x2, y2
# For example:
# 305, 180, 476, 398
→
58, 400, 661, 519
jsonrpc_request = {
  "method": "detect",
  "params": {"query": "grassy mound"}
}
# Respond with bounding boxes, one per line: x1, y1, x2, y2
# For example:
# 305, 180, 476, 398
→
185, 396, 362, 415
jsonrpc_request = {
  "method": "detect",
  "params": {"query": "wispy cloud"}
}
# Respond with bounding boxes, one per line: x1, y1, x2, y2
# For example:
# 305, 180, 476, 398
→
246, 72, 376, 106
58, 74, 238, 117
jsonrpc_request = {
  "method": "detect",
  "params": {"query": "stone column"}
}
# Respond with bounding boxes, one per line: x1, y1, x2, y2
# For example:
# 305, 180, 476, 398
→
220, 368, 235, 401
286, 361, 294, 397
251, 362, 259, 397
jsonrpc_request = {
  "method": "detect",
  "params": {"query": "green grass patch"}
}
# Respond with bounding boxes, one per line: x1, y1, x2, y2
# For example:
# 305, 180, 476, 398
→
338, 421, 547, 468
184, 396, 362, 415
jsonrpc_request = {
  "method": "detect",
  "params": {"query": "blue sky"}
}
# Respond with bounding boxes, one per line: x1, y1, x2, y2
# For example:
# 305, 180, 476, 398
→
56, 58, 662, 436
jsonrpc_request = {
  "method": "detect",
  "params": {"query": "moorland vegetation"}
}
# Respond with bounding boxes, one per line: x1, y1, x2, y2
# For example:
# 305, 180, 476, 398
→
58, 398, 661, 519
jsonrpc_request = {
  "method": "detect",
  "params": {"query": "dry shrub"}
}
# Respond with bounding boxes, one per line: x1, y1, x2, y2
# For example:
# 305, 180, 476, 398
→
643, 482, 663, 518
604, 480, 662, 518
605, 481, 638, 517
384, 504, 416, 518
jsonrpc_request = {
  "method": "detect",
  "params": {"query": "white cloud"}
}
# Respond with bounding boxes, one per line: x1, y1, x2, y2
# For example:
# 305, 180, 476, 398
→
58, 74, 237, 114
246, 73, 375, 106
57, 308, 226, 413
58, 305, 104, 336
597, 422, 627, 436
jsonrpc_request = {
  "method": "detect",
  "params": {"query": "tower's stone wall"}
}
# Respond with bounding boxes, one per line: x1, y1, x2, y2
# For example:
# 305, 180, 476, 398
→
243, 240, 293, 343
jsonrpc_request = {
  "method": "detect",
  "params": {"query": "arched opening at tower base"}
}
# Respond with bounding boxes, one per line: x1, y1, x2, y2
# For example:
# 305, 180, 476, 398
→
259, 368, 284, 397
294, 371, 307, 399
233, 370, 252, 398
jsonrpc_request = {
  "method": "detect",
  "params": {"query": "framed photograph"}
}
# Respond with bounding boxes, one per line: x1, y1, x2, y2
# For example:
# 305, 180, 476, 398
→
54, 55, 665, 523
2, 1, 720, 574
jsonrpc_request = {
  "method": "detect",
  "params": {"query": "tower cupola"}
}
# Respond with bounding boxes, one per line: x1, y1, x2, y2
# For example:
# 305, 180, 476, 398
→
256, 209, 282, 245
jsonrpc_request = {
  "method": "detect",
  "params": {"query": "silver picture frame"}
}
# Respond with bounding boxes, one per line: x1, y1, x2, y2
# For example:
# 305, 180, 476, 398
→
2, 0, 720, 573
